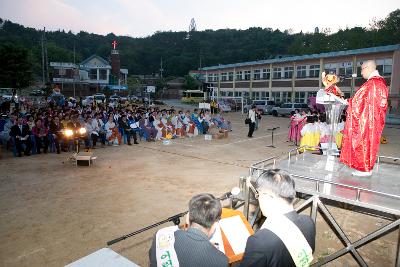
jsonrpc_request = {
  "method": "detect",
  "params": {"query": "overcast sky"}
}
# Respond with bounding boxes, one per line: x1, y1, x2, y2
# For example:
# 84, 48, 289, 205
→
1, 0, 398, 37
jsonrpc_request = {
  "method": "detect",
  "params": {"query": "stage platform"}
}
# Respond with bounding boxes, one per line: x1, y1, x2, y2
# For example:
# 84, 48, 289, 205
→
273, 152, 400, 216
243, 149, 400, 266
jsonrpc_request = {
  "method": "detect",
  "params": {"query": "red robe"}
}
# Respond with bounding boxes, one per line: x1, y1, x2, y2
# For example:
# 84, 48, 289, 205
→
325, 84, 343, 98
339, 75, 388, 172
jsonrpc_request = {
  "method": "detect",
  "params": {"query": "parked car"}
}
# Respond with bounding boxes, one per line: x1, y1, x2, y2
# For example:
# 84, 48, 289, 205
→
120, 96, 128, 102
109, 94, 121, 102
270, 103, 310, 117
243, 100, 276, 114
1, 93, 13, 101
127, 95, 139, 101
94, 93, 106, 103
225, 98, 242, 111
82, 96, 94, 106
218, 101, 232, 112
29, 89, 45, 96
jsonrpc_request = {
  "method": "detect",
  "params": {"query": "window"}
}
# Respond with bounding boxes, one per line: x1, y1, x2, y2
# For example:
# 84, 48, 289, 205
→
273, 67, 282, 79
339, 62, 353, 76
227, 91, 233, 97
228, 72, 234, 81
207, 73, 218, 82
295, 92, 306, 103
244, 70, 251, 80
99, 69, 107, 80
89, 69, 97, 80
324, 63, 338, 75
377, 58, 393, 76
262, 68, 271, 79
261, 91, 270, 99
243, 91, 250, 98
221, 72, 228, 81
253, 69, 261, 80
253, 92, 260, 99
296, 65, 307, 78
221, 91, 226, 97
234, 91, 242, 97
282, 92, 292, 102
309, 65, 320, 78
308, 91, 317, 97
236, 71, 243, 81
272, 91, 281, 102
284, 67, 293, 79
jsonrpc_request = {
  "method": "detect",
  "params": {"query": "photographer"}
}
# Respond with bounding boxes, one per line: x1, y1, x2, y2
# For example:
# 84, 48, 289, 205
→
240, 169, 315, 267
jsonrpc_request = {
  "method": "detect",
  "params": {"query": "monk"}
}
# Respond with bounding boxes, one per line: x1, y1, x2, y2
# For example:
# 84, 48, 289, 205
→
340, 60, 389, 176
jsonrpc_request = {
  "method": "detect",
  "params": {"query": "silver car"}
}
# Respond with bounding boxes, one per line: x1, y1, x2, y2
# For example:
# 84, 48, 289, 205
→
243, 100, 275, 114
270, 103, 310, 116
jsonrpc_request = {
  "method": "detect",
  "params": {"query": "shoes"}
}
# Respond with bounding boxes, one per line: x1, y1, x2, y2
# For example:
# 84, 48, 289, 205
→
248, 136, 253, 138
134, 141, 139, 144
128, 142, 132, 145
352, 170, 372, 177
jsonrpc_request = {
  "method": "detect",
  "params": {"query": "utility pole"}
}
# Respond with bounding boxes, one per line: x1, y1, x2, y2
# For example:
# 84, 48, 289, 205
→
159, 58, 164, 78
73, 44, 76, 98
44, 27, 49, 85
41, 29, 45, 87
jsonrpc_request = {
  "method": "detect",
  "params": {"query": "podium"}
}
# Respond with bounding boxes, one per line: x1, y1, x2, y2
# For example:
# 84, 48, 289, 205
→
316, 89, 348, 172
219, 208, 254, 264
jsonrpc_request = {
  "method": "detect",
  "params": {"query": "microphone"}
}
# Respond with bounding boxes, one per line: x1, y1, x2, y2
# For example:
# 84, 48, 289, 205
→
268, 127, 280, 131
219, 187, 241, 200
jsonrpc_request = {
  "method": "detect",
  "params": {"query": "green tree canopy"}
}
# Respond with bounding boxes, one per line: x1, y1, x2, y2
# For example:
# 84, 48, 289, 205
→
0, 43, 33, 88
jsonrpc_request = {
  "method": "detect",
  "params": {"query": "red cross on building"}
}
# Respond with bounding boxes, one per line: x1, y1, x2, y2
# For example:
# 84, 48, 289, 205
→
112, 40, 117, 50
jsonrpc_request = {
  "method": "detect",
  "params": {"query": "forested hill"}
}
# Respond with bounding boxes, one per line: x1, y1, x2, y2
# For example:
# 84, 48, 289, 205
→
0, 9, 399, 78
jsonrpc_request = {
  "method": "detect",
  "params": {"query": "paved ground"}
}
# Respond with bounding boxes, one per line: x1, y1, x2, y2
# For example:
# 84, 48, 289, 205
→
0, 111, 399, 267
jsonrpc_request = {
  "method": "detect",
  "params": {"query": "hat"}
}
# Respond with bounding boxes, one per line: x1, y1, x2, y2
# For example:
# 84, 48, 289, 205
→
322, 71, 339, 87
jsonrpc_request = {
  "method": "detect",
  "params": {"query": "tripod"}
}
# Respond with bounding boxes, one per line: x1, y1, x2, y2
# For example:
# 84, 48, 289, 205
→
266, 127, 280, 148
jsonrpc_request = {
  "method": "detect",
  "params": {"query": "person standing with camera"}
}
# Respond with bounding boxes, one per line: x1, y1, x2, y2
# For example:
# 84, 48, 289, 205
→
247, 105, 256, 138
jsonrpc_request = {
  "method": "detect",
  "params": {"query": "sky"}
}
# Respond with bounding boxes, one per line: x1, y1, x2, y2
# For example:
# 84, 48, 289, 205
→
0, 0, 399, 37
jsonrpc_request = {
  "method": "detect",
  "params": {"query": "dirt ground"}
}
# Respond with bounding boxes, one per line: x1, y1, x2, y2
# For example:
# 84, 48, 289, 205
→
0, 111, 399, 267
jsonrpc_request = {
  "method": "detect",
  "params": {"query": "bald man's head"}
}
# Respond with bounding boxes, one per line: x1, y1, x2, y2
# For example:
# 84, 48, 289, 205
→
361, 60, 377, 79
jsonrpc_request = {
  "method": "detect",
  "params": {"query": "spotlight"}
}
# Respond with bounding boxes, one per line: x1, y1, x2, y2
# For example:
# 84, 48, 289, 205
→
63, 129, 74, 137
78, 127, 87, 135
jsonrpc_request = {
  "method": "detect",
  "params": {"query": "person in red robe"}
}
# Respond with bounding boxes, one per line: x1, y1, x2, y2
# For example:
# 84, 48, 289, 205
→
340, 60, 389, 176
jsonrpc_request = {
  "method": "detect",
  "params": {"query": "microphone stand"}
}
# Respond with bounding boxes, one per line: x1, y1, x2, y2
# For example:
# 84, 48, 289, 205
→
266, 127, 279, 148
106, 192, 233, 246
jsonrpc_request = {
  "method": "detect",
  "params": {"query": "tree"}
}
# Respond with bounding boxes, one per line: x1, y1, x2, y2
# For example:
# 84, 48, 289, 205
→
184, 75, 200, 90
0, 43, 33, 88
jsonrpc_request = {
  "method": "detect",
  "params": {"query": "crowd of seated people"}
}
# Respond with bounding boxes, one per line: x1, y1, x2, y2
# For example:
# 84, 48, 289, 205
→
0, 98, 233, 157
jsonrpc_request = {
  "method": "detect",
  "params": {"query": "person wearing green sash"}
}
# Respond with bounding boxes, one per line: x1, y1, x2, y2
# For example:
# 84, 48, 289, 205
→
240, 169, 315, 267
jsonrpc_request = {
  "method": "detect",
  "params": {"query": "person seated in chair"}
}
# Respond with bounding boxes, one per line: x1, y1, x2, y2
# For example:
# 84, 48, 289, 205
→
149, 193, 228, 267
240, 169, 315, 267
9, 117, 31, 157
119, 114, 138, 145
48, 116, 63, 154
32, 119, 49, 154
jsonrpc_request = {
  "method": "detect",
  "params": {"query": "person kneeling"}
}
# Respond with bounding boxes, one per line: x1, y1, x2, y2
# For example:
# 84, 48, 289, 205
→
149, 193, 228, 267
240, 169, 315, 267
